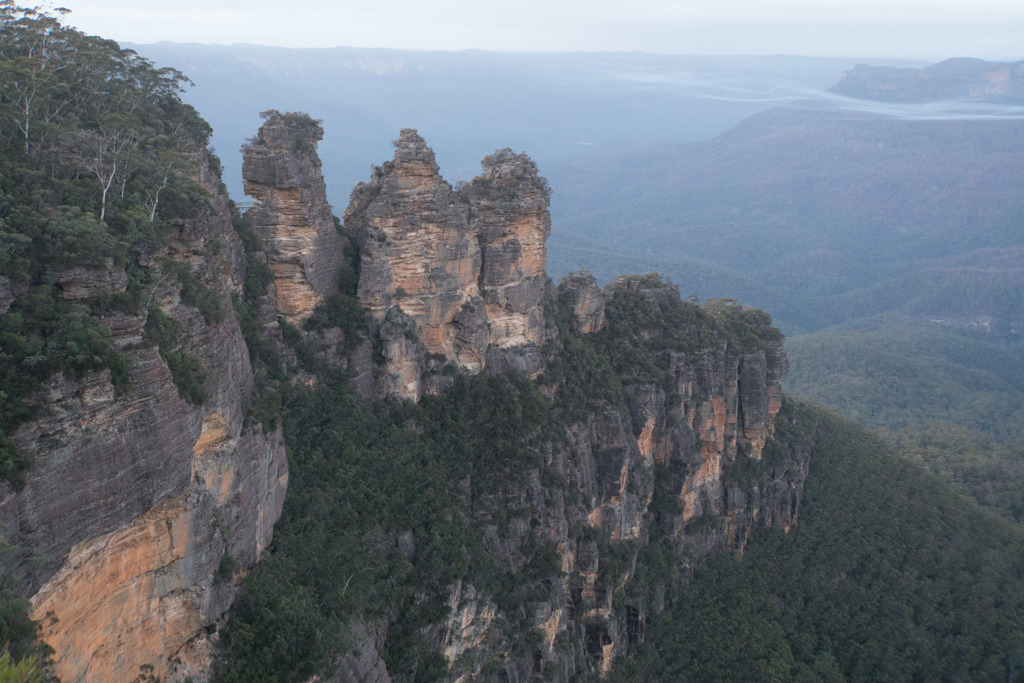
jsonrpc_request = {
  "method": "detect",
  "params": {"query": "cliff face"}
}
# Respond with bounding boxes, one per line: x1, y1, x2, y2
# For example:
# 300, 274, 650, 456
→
344, 130, 549, 399
3, 110, 804, 682
423, 276, 800, 680
467, 148, 550, 352
832, 57, 1024, 103
242, 111, 348, 325
317, 272, 800, 682
235, 125, 801, 680
0, 155, 288, 682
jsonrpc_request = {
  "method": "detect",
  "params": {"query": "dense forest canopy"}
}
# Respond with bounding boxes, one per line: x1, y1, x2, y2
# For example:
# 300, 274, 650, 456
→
613, 401, 1024, 681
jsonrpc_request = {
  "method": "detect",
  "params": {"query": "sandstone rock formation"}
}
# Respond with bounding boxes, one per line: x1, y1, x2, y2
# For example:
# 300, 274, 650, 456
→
319, 127, 801, 678
410, 277, 799, 680
466, 147, 551, 351
345, 130, 550, 399
242, 111, 348, 325
50, 257, 128, 301
0, 151, 288, 683
1, 113, 802, 683
557, 270, 605, 333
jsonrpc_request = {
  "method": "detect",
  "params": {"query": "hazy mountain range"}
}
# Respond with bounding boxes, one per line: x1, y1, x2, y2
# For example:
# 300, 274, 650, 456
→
130, 43, 922, 204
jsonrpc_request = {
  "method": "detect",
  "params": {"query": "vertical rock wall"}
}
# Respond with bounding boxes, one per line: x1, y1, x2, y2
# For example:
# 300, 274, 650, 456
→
0, 153, 288, 683
465, 148, 551, 350
344, 130, 551, 400
334, 133, 802, 679
0, 112, 807, 682
242, 111, 348, 325
345, 130, 486, 397
422, 276, 801, 681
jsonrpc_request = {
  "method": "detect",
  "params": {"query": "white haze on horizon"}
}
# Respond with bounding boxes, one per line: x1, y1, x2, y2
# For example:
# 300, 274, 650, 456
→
578, 67, 1024, 121
52, 0, 1024, 62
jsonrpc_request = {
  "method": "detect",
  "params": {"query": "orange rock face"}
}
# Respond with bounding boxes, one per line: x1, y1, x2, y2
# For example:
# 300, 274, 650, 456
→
29, 421, 287, 683
469, 148, 551, 350
346, 130, 552, 399
441, 581, 498, 667
242, 111, 348, 325
31, 494, 207, 683
1, 150, 288, 682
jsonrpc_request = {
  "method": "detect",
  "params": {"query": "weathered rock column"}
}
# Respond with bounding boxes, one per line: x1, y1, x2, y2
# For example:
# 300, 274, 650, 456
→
345, 130, 556, 399
242, 110, 348, 325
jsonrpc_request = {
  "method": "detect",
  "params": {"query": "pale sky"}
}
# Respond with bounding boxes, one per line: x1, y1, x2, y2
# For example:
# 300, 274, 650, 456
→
53, 0, 1024, 60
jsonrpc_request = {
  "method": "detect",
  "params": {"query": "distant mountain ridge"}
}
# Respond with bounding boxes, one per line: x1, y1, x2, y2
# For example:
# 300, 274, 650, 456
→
129, 42, 913, 205
832, 57, 1024, 102
546, 104, 1024, 334
541, 88, 1024, 449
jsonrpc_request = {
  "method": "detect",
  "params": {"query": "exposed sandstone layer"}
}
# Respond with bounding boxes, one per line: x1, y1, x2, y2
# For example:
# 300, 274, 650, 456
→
465, 148, 551, 350
50, 257, 128, 301
0, 151, 288, 683
346, 130, 483, 398
557, 270, 605, 333
242, 111, 347, 325
345, 130, 551, 399
419, 277, 800, 681
440, 581, 499, 670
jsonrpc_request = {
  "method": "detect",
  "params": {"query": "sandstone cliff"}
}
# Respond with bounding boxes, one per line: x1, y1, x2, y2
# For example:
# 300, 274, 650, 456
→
832, 57, 1024, 103
299, 264, 799, 681
228, 124, 802, 681
466, 147, 550, 353
0, 152, 288, 682
242, 111, 348, 326
417, 275, 801, 680
2, 110, 804, 682
344, 130, 549, 399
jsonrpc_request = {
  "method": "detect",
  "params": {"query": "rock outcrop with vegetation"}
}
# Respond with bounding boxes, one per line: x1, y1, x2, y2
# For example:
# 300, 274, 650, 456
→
344, 130, 550, 399
0, 6, 286, 681
218, 121, 801, 680
242, 111, 348, 325
0, 16, 800, 672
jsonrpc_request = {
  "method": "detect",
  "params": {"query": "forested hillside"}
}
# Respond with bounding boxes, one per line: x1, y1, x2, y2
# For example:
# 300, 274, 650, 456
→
785, 317, 1024, 440
615, 401, 1024, 680
1, 6, 289, 679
